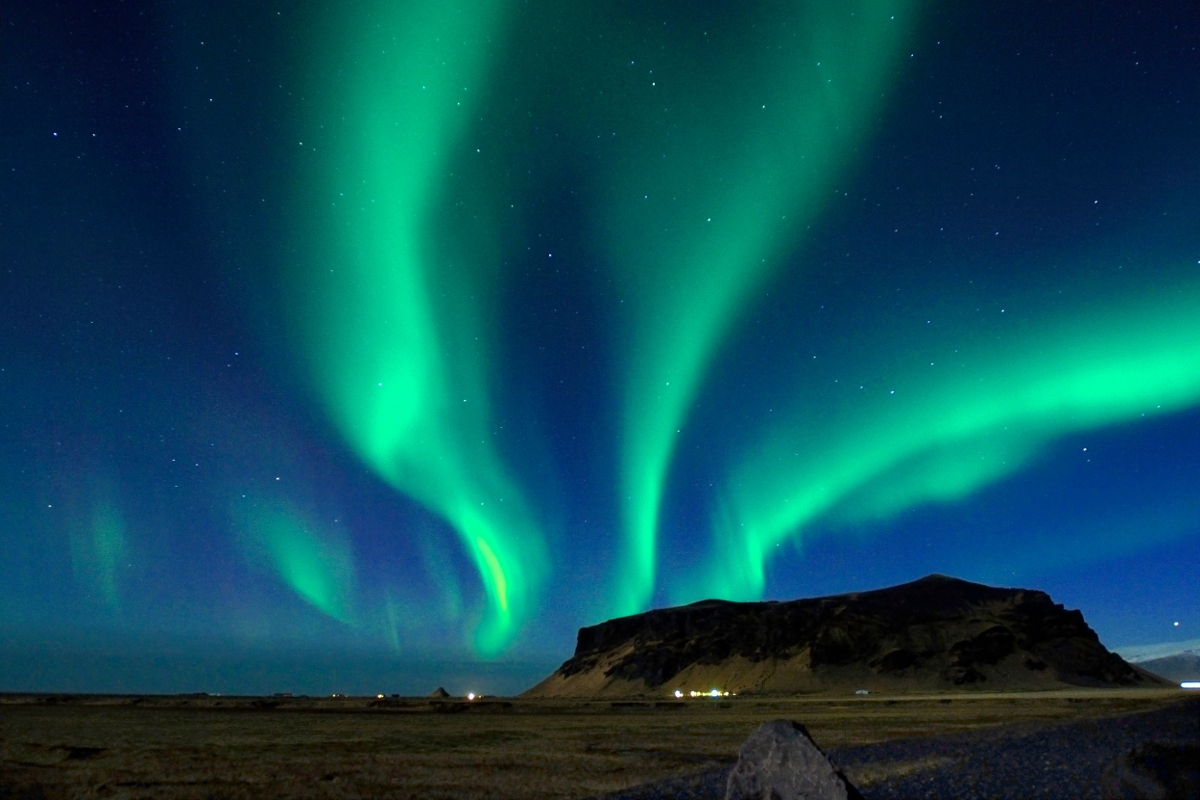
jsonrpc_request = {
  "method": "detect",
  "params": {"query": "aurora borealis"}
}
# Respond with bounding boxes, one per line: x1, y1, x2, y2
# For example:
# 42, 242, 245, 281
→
2, 0, 1198, 694
291, 0, 547, 656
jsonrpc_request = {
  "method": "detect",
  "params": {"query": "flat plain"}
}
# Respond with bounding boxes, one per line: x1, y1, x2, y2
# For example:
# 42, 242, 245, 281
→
0, 688, 1188, 799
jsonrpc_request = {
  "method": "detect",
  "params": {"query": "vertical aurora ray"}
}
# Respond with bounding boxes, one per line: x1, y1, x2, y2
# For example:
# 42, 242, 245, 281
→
236, 502, 356, 622
69, 490, 127, 610
709, 268, 1200, 600
600, 1, 916, 614
290, 0, 545, 654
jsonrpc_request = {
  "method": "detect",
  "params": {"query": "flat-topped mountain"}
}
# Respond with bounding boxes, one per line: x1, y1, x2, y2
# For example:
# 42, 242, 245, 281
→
525, 575, 1168, 697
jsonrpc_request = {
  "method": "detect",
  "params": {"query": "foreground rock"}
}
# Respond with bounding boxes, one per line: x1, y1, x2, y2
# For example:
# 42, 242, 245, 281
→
1101, 740, 1200, 800
526, 574, 1168, 697
596, 698, 1198, 800
726, 720, 863, 800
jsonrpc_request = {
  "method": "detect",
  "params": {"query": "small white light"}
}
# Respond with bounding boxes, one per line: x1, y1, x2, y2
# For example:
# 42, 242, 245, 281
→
377, 694, 384, 698
674, 690, 682, 698
1182, 682, 1200, 690
467, 692, 476, 701
710, 688, 720, 697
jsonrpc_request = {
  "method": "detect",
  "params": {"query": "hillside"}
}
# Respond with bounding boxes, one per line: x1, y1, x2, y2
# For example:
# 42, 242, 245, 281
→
525, 575, 1168, 697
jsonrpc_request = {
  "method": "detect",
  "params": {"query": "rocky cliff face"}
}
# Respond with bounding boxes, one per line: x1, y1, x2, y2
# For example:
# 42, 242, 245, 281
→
525, 575, 1167, 697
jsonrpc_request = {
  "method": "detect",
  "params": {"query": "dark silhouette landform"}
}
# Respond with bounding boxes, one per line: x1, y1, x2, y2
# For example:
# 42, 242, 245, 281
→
525, 574, 1169, 697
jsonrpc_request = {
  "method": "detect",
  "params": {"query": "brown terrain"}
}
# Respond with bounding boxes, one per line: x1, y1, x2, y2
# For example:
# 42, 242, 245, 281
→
525, 574, 1169, 698
0, 689, 1189, 800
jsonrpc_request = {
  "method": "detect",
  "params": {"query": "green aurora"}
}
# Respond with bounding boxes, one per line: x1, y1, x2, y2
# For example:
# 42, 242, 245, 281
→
237, 502, 356, 624
284, 0, 917, 644
697, 262, 1200, 602
6, 0, 1200, 698
260, 0, 1200, 653
69, 489, 127, 611
289, 0, 546, 654
590, 1, 916, 614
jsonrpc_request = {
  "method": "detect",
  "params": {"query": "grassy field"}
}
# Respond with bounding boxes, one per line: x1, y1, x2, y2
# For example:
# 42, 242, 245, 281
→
0, 688, 1188, 799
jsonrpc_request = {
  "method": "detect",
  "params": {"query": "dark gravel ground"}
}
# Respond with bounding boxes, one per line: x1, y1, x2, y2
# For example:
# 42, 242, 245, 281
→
595, 696, 1200, 800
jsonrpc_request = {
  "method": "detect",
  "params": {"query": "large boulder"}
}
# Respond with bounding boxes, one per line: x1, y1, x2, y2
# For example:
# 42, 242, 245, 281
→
725, 720, 863, 800
1101, 740, 1200, 799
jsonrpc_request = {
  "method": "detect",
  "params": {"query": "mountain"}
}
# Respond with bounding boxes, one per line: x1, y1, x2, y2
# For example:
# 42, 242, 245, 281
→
1136, 653, 1200, 684
1115, 638, 1200, 664
524, 575, 1169, 697
1116, 639, 1200, 684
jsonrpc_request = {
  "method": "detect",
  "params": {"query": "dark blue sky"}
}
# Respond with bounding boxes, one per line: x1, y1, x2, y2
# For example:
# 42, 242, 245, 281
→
2, 0, 1198, 695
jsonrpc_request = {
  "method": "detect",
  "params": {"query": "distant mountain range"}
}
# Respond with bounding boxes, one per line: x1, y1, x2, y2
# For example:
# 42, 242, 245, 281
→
1115, 638, 1200, 663
1133, 654, 1200, 683
525, 575, 1169, 697
1114, 639, 1200, 683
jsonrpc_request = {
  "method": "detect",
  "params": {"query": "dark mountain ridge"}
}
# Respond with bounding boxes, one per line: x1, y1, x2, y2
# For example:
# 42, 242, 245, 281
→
525, 575, 1167, 697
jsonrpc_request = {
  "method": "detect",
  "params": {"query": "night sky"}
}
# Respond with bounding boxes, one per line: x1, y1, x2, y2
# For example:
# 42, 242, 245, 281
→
3, 1, 1198, 696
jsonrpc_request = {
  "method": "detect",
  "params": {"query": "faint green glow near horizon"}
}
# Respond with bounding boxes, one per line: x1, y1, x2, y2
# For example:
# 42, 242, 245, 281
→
70, 493, 127, 610
293, 0, 545, 655
602, 1, 916, 615
702, 273, 1200, 601
239, 503, 356, 622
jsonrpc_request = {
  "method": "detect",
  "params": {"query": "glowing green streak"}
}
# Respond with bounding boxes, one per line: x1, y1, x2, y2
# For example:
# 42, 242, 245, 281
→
295, 0, 544, 654
382, 592, 405, 653
239, 503, 355, 622
473, 536, 507, 613
604, 1, 916, 614
712, 273, 1200, 599
70, 493, 126, 609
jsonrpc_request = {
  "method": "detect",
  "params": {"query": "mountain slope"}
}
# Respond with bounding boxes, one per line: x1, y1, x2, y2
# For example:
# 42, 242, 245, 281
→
1137, 654, 1200, 683
525, 575, 1168, 697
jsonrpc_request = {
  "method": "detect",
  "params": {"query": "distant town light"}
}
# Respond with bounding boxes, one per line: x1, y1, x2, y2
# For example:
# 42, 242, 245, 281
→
467, 692, 476, 701
1182, 682, 1200, 690
674, 690, 682, 698
377, 694, 384, 698
710, 688, 720, 697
